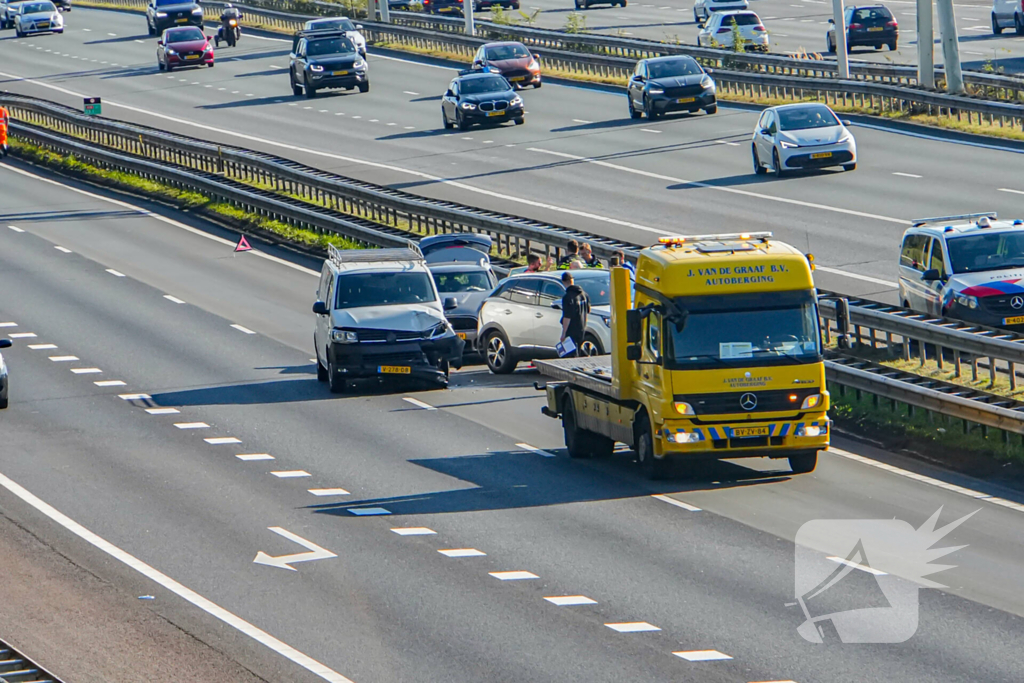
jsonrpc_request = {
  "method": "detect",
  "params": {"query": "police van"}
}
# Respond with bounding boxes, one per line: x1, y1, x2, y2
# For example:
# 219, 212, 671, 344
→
898, 213, 1024, 328
312, 243, 465, 392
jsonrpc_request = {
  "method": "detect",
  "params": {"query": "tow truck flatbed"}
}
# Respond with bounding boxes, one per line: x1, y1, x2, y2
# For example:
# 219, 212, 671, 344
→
534, 356, 614, 394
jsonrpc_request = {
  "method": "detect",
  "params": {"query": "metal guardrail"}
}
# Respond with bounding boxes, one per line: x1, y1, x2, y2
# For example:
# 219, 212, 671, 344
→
2, 94, 640, 265
0, 638, 61, 683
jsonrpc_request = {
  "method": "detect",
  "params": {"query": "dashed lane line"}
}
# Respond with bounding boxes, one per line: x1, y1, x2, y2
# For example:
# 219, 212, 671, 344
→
54, 245, 72, 253
0, 322, 17, 327
70, 368, 103, 374
204, 437, 243, 445
489, 571, 539, 580
145, 407, 179, 414
174, 422, 210, 429
271, 470, 311, 478
8, 333, 37, 339
106, 269, 126, 277
348, 507, 391, 516
892, 172, 922, 178
545, 595, 597, 606
438, 548, 487, 557
49, 355, 79, 362
391, 527, 436, 535
403, 397, 436, 410
673, 650, 733, 661
119, 393, 151, 401
652, 494, 701, 511
237, 453, 274, 461
95, 380, 127, 387
605, 622, 661, 632
308, 488, 350, 496
516, 443, 557, 458
0, 469, 357, 683
7, 226, 24, 232
230, 324, 256, 334
827, 555, 886, 575
28, 344, 58, 350
163, 295, 186, 304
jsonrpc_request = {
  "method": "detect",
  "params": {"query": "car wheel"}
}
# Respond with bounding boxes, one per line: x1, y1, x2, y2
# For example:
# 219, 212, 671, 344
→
826, 34, 835, 53
328, 356, 346, 393
772, 148, 785, 177
305, 85, 317, 99
358, 82, 369, 93
15, 28, 23, 37
207, 61, 214, 68
580, 334, 603, 357
0, 397, 7, 410
317, 355, 329, 382
644, 95, 658, 119
513, 116, 525, 125
752, 145, 766, 175
534, 80, 542, 88
291, 78, 302, 97
874, 43, 882, 50
843, 162, 857, 171
574, 0, 581, 7
618, 0, 626, 6
788, 450, 818, 474
887, 39, 897, 50
628, 95, 641, 119
704, 103, 717, 115
457, 110, 470, 131
1016, 12, 1024, 34
442, 109, 454, 129
636, 415, 670, 480
993, 12, 1003, 34
485, 331, 517, 374
693, 8, 700, 23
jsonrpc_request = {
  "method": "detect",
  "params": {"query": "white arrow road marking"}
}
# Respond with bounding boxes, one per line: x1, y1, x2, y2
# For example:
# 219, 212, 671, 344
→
253, 527, 337, 572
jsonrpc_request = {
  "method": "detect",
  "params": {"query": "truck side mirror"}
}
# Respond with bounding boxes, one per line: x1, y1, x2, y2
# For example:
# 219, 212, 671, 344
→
625, 309, 642, 344
312, 300, 329, 315
626, 344, 641, 362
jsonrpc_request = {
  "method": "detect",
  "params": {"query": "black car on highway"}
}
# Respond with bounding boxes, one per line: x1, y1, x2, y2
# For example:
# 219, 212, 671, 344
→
626, 55, 717, 120
827, 4, 898, 52
146, 0, 203, 35
441, 68, 524, 130
289, 30, 368, 98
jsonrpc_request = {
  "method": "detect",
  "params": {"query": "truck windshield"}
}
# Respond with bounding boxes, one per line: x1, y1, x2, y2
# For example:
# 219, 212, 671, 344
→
335, 272, 436, 308
946, 232, 1024, 274
664, 291, 820, 369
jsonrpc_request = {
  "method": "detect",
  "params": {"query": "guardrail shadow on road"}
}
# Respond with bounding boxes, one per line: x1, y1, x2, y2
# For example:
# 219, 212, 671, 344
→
309, 449, 791, 518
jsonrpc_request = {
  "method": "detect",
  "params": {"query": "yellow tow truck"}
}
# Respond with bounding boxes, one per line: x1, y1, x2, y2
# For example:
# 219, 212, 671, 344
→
537, 232, 829, 479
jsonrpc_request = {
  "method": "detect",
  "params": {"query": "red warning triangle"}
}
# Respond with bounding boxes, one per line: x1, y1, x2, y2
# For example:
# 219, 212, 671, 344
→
234, 235, 252, 253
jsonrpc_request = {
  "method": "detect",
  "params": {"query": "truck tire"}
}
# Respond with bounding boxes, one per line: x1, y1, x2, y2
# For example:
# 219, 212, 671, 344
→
788, 450, 818, 474
562, 394, 614, 459
636, 415, 671, 480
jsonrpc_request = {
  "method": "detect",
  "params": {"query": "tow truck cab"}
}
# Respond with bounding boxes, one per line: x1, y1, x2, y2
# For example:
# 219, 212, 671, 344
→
540, 232, 829, 478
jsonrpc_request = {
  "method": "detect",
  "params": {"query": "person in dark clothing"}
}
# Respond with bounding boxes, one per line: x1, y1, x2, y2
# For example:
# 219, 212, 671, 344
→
557, 239, 583, 270
560, 271, 590, 357
579, 242, 603, 268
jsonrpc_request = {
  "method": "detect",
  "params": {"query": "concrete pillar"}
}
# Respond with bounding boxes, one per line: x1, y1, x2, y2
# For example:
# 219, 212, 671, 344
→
465, 0, 474, 36
832, 0, 849, 79
935, 0, 964, 93
917, 0, 934, 88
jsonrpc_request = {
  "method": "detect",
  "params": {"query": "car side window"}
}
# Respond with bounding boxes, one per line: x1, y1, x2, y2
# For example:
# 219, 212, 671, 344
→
297, 38, 307, 57
325, 274, 336, 309
318, 266, 331, 300
766, 112, 777, 135
508, 279, 541, 305
633, 61, 643, 79
928, 238, 946, 277
900, 234, 928, 272
538, 280, 564, 305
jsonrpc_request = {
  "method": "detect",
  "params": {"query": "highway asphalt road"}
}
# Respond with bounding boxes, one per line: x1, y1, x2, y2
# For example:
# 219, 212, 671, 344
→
501, 0, 1024, 71
5, 6, 1024, 304
3, 152, 1024, 682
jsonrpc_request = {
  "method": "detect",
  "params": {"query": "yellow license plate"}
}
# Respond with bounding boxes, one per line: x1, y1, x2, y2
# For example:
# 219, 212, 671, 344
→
1003, 315, 1024, 325
379, 365, 411, 374
867, 26, 883, 31
38, 21, 49, 27
509, 76, 526, 81
811, 152, 833, 159
732, 426, 769, 438
333, 70, 348, 76
185, 54, 199, 59
676, 97, 696, 103
175, 17, 188, 22
486, 110, 504, 117
457, 332, 467, 339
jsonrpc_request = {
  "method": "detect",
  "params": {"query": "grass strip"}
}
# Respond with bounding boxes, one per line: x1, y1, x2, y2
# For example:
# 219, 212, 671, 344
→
9, 138, 362, 251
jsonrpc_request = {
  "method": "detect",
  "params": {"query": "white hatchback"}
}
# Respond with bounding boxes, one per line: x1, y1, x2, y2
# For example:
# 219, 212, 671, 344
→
693, 0, 748, 24
697, 10, 769, 50
751, 103, 857, 176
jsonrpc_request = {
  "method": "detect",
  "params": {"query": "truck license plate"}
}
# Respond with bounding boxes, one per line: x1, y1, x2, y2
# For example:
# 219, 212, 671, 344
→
676, 97, 696, 103
810, 152, 832, 159
379, 365, 411, 374
732, 426, 769, 438
1004, 315, 1024, 325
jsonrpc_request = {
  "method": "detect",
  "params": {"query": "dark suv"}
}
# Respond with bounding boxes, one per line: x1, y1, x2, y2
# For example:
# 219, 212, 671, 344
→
827, 4, 897, 52
290, 30, 368, 98
146, 0, 202, 36
626, 55, 717, 120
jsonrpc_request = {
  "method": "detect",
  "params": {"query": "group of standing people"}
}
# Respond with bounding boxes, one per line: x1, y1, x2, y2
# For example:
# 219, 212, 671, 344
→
523, 239, 635, 276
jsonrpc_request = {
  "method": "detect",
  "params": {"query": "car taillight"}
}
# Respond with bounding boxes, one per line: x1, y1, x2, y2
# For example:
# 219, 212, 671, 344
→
716, 27, 731, 33
886, 19, 897, 27
848, 22, 863, 29
754, 24, 765, 30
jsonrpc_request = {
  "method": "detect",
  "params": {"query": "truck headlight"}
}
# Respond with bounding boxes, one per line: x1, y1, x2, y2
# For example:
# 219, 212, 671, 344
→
666, 430, 701, 443
674, 401, 695, 416
800, 393, 822, 409
331, 329, 358, 343
796, 424, 824, 437
954, 293, 979, 310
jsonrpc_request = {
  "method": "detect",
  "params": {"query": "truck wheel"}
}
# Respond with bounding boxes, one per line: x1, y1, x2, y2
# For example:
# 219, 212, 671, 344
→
788, 450, 818, 474
485, 331, 517, 374
328, 357, 346, 393
563, 395, 613, 459
636, 415, 670, 480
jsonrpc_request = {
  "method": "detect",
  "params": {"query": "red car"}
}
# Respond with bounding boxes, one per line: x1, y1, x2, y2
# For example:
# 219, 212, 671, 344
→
471, 41, 541, 89
157, 26, 214, 72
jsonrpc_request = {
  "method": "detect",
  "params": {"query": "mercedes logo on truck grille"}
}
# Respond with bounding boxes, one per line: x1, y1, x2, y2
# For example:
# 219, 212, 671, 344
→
740, 393, 758, 411
1012, 296, 1024, 310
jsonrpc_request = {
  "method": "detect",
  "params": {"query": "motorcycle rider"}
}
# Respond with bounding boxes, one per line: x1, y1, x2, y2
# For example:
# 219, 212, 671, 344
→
216, 3, 243, 47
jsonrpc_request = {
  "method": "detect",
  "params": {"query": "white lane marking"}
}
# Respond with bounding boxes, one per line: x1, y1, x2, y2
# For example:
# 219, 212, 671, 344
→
640, 128, 662, 134
545, 595, 597, 606
814, 266, 897, 288
271, 470, 311, 478
827, 555, 887, 575
231, 324, 256, 334
0, 470, 356, 683
28, 344, 58, 350
54, 245, 72, 253
829, 446, 1024, 511
7, 225, 24, 232
0, 166, 319, 278
308, 488, 350, 496
516, 442, 556, 458
49, 355, 79, 362
673, 650, 733, 661
391, 527, 436, 535
529, 148, 908, 226
489, 571, 539, 580
892, 172, 922, 178
715, 140, 741, 147
205, 437, 242, 444
403, 397, 436, 410
145, 407, 180, 414
81, 28, 90, 31
852, 120, 1024, 155
605, 622, 661, 632
70, 368, 103, 374
438, 548, 486, 557
572, 119, 592, 124
348, 507, 391, 516
403, 90, 419, 95
0, 74, 670, 237
174, 422, 210, 429
119, 393, 151, 400
998, 188, 1024, 195
652, 494, 701, 511
95, 380, 127, 387
8, 333, 37, 338
163, 294, 186, 304
107, 32, 116, 36
0, 322, 17, 327
106, 269, 126, 277
253, 527, 337, 572
237, 453, 275, 461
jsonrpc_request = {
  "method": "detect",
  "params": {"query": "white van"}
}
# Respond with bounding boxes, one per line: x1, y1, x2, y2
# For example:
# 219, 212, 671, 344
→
991, 0, 1024, 34
312, 244, 465, 392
